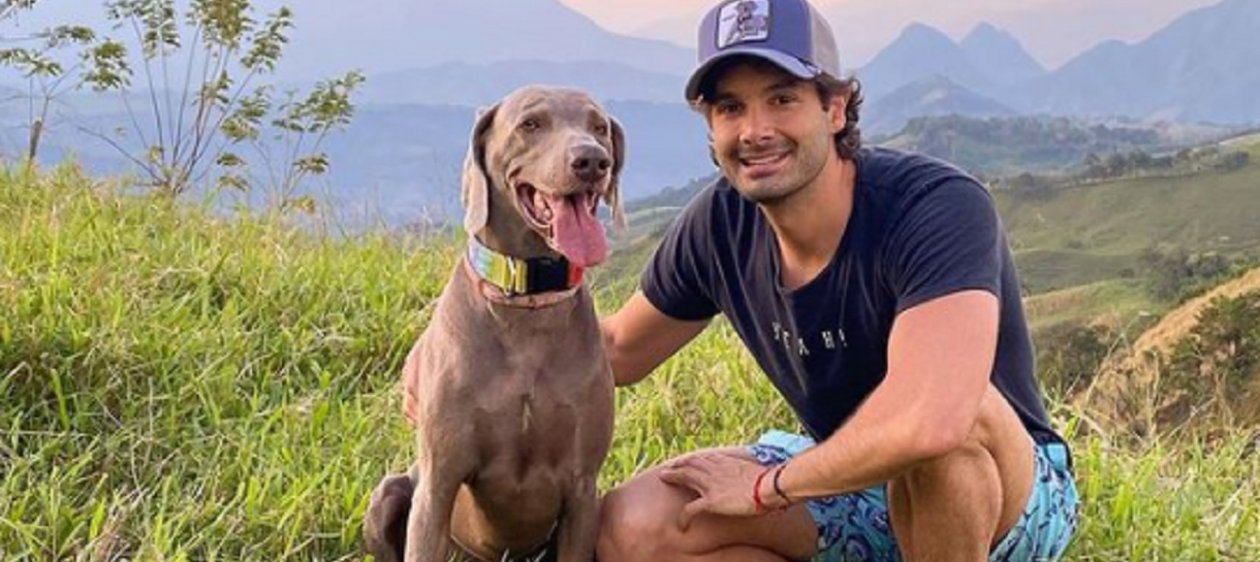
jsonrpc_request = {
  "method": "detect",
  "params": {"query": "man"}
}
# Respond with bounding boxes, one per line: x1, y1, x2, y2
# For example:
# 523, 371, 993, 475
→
594, 0, 1078, 560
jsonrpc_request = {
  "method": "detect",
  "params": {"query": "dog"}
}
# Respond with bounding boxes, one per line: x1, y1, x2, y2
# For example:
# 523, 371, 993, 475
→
362, 86, 625, 562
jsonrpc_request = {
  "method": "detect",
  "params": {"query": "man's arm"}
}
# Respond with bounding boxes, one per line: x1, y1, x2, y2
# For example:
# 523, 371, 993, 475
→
659, 289, 1003, 527
601, 291, 711, 386
777, 289, 999, 497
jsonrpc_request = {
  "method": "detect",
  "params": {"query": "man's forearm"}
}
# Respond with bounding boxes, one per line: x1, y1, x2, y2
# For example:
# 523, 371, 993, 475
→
771, 291, 997, 504
771, 372, 983, 504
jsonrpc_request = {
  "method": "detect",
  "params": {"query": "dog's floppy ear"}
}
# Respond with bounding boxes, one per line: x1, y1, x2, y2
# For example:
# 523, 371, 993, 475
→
462, 103, 500, 236
607, 116, 627, 229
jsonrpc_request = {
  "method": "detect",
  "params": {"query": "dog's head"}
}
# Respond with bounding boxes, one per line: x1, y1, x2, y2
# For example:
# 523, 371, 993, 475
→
461, 86, 625, 268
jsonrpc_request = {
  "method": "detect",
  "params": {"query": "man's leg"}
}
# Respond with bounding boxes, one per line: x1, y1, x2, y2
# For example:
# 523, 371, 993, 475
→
887, 385, 1036, 562
597, 447, 819, 562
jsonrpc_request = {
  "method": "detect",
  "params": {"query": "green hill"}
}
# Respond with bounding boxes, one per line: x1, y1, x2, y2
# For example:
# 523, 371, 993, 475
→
995, 155, 1260, 295
998, 166, 1260, 258
2, 164, 1257, 560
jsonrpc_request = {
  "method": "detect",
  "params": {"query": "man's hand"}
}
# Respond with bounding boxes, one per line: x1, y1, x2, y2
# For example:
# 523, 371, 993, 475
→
657, 451, 770, 529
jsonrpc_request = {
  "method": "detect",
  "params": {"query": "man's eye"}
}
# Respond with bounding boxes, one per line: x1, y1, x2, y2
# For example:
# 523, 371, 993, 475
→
773, 94, 796, 105
715, 102, 740, 115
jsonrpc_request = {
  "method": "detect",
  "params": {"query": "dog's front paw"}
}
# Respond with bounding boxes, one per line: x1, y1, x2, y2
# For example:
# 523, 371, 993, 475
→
364, 471, 416, 562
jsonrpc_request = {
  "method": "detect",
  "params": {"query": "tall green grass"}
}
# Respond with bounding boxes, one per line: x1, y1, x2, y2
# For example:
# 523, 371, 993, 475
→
2, 165, 1257, 560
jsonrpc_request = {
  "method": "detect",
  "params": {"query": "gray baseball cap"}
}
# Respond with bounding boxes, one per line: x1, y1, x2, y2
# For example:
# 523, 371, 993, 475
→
685, 0, 842, 102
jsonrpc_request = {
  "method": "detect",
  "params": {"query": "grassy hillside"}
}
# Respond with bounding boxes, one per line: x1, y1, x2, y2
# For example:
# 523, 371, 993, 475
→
1022, 280, 1157, 333
997, 164, 1260, 264
993, 136, 1260, 297
1081, 266, 1260, 434
2, 165, 1258, 560
879, 115, 1165, 175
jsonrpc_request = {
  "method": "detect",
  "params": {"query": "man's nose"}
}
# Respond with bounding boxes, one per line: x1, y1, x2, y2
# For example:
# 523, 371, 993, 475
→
739, 104, 775, 145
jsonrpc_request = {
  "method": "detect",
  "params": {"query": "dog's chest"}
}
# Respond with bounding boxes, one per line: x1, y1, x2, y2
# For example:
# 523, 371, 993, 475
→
458, 367, 589, 524
469, 362, 588, 462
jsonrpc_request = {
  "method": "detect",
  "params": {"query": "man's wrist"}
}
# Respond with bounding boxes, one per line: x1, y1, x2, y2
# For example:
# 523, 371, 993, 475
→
754, 462, 795, 512
772, 462, 794, 506
752, 467, 773, 513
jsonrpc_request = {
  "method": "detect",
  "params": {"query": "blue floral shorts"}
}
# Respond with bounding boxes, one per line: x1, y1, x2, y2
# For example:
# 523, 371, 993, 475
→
747, 430, 1079, 562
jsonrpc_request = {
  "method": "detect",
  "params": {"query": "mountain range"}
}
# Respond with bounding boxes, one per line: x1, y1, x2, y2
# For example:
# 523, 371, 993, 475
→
2, 0, 1256, 223
312, 0, 1260, 132
359, 61, 683, 106
857, 0, 1259, 127
1017, 0, 1260, 123
276, 0, 695, 80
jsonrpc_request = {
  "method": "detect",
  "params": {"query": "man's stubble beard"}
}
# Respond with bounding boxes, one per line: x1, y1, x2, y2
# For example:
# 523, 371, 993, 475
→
721, 139, 830, 206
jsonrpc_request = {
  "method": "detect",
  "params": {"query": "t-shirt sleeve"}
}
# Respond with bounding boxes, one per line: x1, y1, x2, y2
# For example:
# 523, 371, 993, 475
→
883, 179, 1004, 314
639, 191, 721, 321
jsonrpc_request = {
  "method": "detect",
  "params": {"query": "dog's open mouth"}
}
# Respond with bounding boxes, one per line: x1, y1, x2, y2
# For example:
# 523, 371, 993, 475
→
516, 183, 608, 267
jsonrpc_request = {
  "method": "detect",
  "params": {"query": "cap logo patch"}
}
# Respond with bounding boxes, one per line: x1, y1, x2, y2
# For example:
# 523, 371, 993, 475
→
717, 0, 771, 48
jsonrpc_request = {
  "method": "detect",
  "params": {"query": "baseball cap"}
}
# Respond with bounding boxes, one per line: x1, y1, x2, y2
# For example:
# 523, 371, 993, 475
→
685, 0, 842, 102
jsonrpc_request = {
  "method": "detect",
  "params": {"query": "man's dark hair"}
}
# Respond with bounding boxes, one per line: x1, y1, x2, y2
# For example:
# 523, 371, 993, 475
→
813, 73, 863, 160
691, 56, 864, 160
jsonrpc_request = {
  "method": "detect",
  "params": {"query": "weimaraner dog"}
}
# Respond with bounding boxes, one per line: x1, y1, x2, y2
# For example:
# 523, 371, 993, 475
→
363, 86, 625, 562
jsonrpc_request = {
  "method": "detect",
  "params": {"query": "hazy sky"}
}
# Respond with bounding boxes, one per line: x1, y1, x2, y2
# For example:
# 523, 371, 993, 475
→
558, 0, 1220, 70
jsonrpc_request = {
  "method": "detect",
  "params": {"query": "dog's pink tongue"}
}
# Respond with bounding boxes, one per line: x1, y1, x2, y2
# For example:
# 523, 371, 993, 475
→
549, 193, 607, 267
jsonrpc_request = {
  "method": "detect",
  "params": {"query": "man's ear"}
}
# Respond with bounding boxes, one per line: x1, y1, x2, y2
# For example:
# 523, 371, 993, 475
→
462, 103, 499, 236
607, 116, 627, 229
827, 92, 848, 134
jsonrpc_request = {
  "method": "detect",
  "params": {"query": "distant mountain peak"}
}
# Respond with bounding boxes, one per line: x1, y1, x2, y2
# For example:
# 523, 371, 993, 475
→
968, 21, 1001, 35
1022, 0, 1260, 123
898, 22, 955, 44
959, 20, 1045, 85
859, 22, 992, 102
962, 21, 1014, 45
865, 74, 1014, 134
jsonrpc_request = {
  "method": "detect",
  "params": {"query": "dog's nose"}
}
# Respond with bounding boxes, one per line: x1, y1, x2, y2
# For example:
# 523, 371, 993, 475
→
571, 146, 612, 183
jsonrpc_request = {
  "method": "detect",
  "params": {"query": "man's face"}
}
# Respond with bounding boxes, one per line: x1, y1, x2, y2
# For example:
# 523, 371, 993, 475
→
705, 62, 846, 204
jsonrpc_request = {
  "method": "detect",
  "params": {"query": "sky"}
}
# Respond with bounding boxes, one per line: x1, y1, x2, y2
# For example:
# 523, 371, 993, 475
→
558, 0, 1220, 70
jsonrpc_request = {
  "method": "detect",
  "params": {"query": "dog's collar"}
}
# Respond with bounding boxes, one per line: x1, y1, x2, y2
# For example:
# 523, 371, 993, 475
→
466, 237, 584, 296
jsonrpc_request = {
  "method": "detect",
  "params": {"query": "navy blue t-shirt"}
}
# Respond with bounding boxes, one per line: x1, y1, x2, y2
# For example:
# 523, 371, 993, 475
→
641, 147, 1061, 445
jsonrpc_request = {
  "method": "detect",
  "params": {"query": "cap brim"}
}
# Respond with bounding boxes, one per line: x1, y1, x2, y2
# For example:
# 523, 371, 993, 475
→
684, 47, 818, 102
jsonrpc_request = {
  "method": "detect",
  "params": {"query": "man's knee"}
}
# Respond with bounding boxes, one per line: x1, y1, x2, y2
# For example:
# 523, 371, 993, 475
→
598, 458, 816, 562
597, 477, 679, 561
898, 436, 1002, 499
888, 388, 1037, 557
899, 386, 1032, 499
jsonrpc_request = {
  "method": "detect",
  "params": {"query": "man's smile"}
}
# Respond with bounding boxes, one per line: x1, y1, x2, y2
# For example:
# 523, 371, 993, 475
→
739, 150, 792, 178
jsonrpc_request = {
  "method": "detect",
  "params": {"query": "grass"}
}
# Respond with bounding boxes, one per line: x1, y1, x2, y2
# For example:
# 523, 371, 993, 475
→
2, 164, 1259, 560
1023, 279, 1158, 333
995, 162, 1260, 277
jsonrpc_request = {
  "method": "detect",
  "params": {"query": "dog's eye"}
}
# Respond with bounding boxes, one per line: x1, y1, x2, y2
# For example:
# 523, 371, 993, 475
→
519, 118, 542, 133
594, 123, 609, 136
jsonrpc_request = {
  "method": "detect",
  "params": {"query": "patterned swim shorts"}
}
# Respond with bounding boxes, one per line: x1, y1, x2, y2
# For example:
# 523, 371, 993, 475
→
747, 430, 1079, 562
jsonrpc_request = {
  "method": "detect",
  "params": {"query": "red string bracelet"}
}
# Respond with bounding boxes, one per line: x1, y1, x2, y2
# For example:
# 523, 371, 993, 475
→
752, 467, 773, 514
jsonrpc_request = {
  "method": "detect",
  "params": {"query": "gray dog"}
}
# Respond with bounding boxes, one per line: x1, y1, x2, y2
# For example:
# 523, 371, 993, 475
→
363, 86, 624, 562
